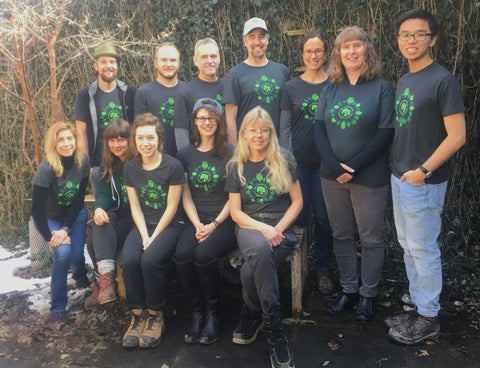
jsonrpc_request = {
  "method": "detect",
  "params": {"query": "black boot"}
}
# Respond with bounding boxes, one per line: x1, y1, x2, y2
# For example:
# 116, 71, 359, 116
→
264, 310, 295, 368
197, 260, 222, 345
175, 259, 206, 344
232, 304, 263, 344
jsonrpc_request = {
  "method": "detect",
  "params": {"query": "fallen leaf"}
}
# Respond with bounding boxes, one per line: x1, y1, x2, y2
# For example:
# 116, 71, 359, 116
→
328, 341, 340, 351
60, 353, 69, 359
381, 301, 391, 307
415, 350, 429, 357
337, 333, 344, 339
322, 361, 330, 366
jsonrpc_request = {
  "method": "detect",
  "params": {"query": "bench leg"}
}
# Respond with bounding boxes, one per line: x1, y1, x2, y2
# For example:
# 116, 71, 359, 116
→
291, 246, 302, 318
116, 254, 126, 299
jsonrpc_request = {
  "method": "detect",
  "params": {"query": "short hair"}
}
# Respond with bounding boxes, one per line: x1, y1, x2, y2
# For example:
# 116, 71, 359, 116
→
131, 113, 165, 163
154, 42, 180, 60
191, 99, 228, 157
44, 122, 84, 177
395, 9, 438, 36
101, 119, 133, 182
327, 26, 382, 84
194, 38, 219, 58
300, 30, 329, 56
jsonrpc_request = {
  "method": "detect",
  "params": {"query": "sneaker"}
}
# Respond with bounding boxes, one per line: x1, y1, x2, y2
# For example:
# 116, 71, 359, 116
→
139, 309, 165, 348
388, 312, 440, 345
269, 334, 295, 368
356, 296, 375, 321
98, 272, 116, 305
317, 269, 334, 295
232, 306, 263, 345
49, 310, 68, 332
84, 279, 100, 308
384, 311, 415, 329
122, 309, 145, 348
327, 292, 358, 314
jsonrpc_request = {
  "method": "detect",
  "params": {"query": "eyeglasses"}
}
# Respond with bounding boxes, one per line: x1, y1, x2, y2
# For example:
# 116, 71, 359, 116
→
195, 117, 216, 124
303, 49, 325, 56
397, 33, 433, 42
246, 128, 270, 136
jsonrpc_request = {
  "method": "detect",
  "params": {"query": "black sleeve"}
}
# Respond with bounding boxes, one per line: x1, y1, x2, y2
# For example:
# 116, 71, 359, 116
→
31, 185, 52, 242
62, 176, 89, 229
313, 120, 346, 178
345, 128, 394, 172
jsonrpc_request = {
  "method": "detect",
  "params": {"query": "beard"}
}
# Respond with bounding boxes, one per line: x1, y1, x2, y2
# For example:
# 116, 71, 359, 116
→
99, 70, 117, 83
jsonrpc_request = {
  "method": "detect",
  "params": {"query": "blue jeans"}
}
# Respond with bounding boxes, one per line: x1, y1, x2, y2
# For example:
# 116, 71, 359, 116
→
391, 175, 447, 317
48, 206, 88, 313
296, 166, 333, 270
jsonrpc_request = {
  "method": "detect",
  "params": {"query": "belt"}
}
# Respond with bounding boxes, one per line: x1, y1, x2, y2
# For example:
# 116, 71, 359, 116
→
250, 212, 284, 220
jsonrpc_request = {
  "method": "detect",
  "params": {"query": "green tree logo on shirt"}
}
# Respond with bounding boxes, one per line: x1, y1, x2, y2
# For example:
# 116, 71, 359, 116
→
140, 180, 167, 209
395, 88, 415, 127
216, 94, 225, 113
159, 97, 175, 127
57, 180, 79, 206
121, 183, 128, 204
301, 93, 319, 122
254, 75, 280, 104
101, 102, 124, 126
330, 97, 362, 130
246, 173, 275, 204
190, 161, 219, 192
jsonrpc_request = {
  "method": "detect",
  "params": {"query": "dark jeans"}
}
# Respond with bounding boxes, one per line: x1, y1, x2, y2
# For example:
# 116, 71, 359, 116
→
122, 221, 183, 310
236, 220, 295, 316
321, 178, 388, 298
91, 208, 133, 262
296, 166, 333, 270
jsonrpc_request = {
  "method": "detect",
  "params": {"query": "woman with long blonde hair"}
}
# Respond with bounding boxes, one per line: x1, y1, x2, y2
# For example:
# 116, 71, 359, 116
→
314, 26, 394, 320
225, 106, 302, 368
31, 122, 90, 331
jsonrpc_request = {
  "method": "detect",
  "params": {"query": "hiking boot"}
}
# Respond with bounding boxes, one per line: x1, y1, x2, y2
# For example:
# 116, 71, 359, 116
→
317, 269, 334, 295
98, 272, 116, 305
84, 279, 100, 308
232, 306, 263, 345
388, 312, 440, 345
264, 312, 295, 368
139, 309, 165, 348
327, 292, 358, 314
49, 310, 68, 332
384, 310, 415, 329
185, 311, 206, 344
122, 309, 145, 348
356, 296, 375, 321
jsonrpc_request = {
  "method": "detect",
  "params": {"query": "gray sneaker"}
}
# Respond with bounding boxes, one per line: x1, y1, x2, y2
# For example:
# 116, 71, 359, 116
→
388, 313, 440, 345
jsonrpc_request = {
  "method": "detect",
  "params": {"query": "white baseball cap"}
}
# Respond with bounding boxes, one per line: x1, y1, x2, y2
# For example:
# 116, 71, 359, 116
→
243, 17, 269, 36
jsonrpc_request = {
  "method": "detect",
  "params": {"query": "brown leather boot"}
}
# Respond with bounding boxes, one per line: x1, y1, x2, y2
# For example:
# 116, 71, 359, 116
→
122, 309, 145, 348
98, 271, 116, 305
139, 309, 165, 348
84, 279, 100, 308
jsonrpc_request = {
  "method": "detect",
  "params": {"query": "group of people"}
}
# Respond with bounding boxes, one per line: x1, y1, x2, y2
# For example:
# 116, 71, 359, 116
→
30, 8, 466, 368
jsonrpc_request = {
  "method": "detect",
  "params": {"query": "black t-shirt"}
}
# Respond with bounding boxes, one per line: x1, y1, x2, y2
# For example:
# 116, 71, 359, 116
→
225, 151, 297, 214
123, 154, 185, 225
134, 80, 186, 156
223, 61, 290, 132
314, 77, 395, 186
177, 144, 234, 220
174, 77, 225, 130
280, 77, 329, 168
392, 62, 465, 183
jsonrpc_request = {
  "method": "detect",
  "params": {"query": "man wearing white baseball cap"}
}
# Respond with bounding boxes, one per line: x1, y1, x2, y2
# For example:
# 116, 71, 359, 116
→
223, 17, 290, 145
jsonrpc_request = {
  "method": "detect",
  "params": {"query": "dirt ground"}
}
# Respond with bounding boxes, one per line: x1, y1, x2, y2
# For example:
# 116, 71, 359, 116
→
0, 260, 479, 368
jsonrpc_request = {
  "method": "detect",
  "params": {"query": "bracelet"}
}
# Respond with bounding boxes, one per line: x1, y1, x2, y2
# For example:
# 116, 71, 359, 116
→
212, 220, 220, 228
61, 226, 70, 234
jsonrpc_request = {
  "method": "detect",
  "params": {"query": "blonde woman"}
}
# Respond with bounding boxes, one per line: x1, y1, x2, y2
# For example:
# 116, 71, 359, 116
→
225, 106, 302, 368
31, 122, 90, 331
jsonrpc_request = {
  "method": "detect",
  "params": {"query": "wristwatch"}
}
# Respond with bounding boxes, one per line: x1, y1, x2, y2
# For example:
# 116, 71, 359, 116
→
418, 165, 432, 178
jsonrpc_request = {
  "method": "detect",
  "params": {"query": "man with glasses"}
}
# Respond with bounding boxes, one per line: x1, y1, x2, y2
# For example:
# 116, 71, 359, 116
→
386, 9, 466, 345
135, 42, 185, 156
174, 38, 224, 151
223, 17, 290, 145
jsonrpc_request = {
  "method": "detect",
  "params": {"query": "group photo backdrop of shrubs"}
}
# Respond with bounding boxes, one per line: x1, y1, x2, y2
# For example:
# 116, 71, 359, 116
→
0, 0, 478, 302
